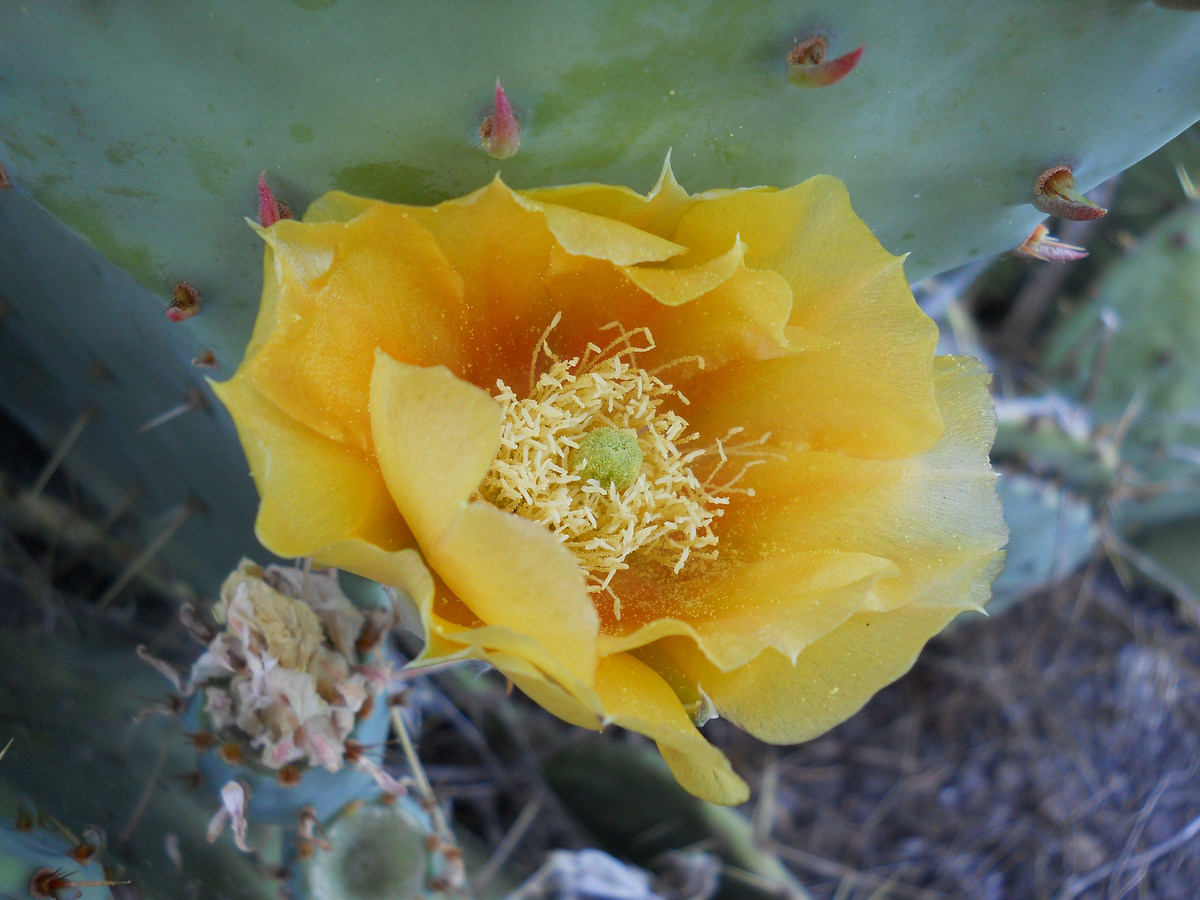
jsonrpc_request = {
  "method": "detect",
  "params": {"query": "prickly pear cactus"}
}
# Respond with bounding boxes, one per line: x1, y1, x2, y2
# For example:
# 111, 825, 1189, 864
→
0, 632, 279, 899
2, 0, 1200, 589
0, 786, 116, 900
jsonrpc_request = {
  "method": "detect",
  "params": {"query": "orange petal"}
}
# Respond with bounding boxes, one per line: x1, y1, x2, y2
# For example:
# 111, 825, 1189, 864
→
595, 654, 748, 805
211, 373, 411, 558
369, 352, 599, 684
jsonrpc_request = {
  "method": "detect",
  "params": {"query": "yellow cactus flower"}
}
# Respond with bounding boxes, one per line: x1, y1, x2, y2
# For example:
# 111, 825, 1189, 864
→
213, 160, 1007, 805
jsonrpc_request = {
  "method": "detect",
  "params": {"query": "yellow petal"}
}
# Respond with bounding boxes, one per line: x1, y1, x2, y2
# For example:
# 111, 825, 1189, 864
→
316, 536, 604, 724
660, 577, 999, 746
717, 356, 1007, 611
368, 353, 503, 541
369, 352, 600, 684
601, 551, 900, 672
302, 191, 375, 224
211, 373, 411, 558
243, 207, 467, 452
520, 154, 696, 243
674, 177, 943, 456
595, 654, 748, 806
514, 189, 687, 266
481, 649, 604, 730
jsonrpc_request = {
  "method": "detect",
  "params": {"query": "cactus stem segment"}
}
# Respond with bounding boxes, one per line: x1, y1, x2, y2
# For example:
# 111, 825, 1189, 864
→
787, 35, 864, 88
1033, 165, 1108, 220
257, 172, 293, 227
480, 78, 521, 159
29, 407, 95, 499
1016, 224, 1088, 261
166, 281, 202, 322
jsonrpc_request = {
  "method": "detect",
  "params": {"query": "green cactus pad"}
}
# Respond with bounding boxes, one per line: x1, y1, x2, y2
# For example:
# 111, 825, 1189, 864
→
1, 1, 1199, 587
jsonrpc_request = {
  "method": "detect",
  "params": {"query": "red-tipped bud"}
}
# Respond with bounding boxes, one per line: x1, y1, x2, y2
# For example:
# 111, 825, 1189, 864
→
480, 79, 521, 159
165, 282, 201, 322
1016, 224, 1089, 261
257, 172, 292, 227
787, 36, 863, 88
1033, 165, 1108, 221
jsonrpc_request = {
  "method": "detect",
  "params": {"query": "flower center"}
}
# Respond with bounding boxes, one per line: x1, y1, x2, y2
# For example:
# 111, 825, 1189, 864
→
568, 428, 643, 491
477, 318, 768, 618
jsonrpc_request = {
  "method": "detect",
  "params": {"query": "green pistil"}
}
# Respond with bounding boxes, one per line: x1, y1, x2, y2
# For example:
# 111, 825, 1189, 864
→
569, 428, 643, 491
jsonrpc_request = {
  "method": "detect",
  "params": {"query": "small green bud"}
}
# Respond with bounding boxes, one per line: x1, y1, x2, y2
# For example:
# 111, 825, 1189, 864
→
569, 428, 643, 491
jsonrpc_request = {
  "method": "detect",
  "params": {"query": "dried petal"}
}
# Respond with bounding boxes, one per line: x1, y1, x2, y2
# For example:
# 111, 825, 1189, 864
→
206, 781, 252, 852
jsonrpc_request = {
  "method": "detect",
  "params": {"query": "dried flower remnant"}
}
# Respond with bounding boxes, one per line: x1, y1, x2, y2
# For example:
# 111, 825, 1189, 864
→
1016, 224, 1089, 261
257, 172, 292, 227
165, 281, 201, 322
1033, 165, 1108, 220
141, 560, 398, 793
480, 78, 521, 159
787, 34, 864, 88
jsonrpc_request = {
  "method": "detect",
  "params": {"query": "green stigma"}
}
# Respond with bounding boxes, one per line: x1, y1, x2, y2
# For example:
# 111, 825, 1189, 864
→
569, 428, 643, 491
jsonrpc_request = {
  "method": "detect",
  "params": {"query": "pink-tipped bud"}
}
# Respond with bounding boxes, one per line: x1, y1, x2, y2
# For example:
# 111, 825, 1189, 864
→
166, 282, 201, 322
480, 79, 521, 159
1016, 224, 1089, 261
787, 35, 863, 88
257, 172, 292, 227
1033, 165, 1108, 221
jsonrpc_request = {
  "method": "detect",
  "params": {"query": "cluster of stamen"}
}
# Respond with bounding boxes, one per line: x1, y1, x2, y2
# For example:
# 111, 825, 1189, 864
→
477, 316, 769, 619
